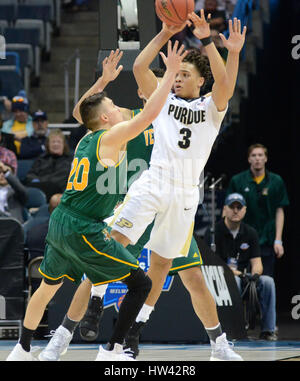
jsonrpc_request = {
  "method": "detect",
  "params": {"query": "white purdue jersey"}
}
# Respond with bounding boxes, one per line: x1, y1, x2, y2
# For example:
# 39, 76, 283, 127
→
150, 93, 227, 186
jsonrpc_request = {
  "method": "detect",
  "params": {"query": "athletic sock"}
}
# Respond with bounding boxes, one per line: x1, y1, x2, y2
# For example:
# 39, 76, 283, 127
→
91, 284, 108, 299
62, 314, 79, 334
19, 326, 35, 352
205, 323, 223, 343
135, 304, 154, 323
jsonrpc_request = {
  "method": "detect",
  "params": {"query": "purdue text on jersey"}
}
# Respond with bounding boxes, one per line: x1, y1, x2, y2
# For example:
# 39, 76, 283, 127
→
168, 104, 206, 125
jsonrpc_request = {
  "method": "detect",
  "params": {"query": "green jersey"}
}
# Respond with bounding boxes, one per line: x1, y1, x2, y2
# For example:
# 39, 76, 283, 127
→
61, 129, 127, 221
226, 169, 289, 245
126, 108, 154, 188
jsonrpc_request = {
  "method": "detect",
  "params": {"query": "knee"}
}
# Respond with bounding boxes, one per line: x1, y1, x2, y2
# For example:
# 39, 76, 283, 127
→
126, 268, 152, 294
181, 268, 206, 293
259, 275, 275, 290
150, 253, 172, 273
34, 279, 62, 303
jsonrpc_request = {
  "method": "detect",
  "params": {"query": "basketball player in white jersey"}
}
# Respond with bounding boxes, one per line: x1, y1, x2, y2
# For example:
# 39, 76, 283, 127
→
110, 11, 246, 360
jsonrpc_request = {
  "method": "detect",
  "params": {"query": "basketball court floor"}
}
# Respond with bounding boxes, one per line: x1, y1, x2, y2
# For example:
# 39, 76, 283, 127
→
0, 339, 299, 362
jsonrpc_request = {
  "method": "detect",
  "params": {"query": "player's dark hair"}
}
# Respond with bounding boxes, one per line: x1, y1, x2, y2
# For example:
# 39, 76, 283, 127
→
80, 91, 107, 130
183, 49, 212, 91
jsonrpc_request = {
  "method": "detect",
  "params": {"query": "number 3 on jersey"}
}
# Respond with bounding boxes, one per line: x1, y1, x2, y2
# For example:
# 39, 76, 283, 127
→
178, 128, 192, 149
66, 157, 90, 191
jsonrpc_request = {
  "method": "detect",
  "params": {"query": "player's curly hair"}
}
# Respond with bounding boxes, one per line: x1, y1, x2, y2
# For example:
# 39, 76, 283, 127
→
183, 49, 213, 92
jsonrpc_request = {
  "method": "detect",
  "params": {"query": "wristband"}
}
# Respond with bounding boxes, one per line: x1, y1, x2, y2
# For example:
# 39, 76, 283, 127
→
200, 36, 212, 46
274, 240, 283, 245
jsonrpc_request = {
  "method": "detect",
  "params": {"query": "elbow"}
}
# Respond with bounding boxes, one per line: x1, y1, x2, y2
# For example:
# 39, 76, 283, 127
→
73, 108, 82, 124
133, 60, 145, 76
143, 107, 159, 126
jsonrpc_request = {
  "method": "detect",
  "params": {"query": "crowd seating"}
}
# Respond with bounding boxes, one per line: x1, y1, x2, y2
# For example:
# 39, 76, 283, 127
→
0, 0, 61, 98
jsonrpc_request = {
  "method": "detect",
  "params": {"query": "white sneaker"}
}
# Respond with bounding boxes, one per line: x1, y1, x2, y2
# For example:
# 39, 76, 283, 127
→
210, 333, 243, 361
38, 326, 73, 361
6, 343, 38, 361
95, 343, 136, 361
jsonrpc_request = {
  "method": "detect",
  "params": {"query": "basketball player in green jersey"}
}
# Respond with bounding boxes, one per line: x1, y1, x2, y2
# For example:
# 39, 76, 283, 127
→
7, 43, 188, 361
38, 16, 247, 361
38, 65, 241, 361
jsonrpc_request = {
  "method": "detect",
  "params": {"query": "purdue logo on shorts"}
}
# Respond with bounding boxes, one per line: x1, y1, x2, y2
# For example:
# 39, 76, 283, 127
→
115, 218, 133, 228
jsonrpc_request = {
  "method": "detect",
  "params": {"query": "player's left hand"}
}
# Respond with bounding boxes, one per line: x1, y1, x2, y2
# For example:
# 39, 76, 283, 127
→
219, 18, 247, 53
187, 10, 211, 40
101, 49, 124, 85
159, 40, 188, 74
274, 242, 284, 258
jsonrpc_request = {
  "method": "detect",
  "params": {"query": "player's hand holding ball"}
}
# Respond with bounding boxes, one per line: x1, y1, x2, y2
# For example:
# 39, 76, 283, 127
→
155, 0, 194, 36
187, 10, 211, 40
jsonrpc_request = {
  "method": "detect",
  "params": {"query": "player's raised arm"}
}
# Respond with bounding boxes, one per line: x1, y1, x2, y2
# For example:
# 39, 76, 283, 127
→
219, 18, 247, 99
188, 11, 245, 111
73, 50, 123, 124
133, 23, 186, 100
103, 41, 188, 149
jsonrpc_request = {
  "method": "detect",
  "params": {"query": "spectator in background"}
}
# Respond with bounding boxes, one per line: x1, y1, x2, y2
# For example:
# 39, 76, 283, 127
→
20, 110, 49, 160
195, 0, 237, 19
0, 159, 27, 223
0, 95, 13, 122
0, 129, 18, 174
1, 96, 34, 155
63, 0, 90, 12
199, 29, 228, 62
26, 193, 62, 262
183, 0, 228, 50
226, 144, 289, 277
204, 193, 277, 341
203, 0, 228, 33
25, 129, 72, 201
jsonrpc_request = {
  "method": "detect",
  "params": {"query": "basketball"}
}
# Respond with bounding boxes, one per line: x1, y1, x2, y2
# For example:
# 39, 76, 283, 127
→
155, 0, 195, 26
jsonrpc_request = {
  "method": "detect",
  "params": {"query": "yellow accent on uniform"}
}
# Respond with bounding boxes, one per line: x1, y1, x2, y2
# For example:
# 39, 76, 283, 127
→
180, 221, 195, 257
38, 268, 75, 282
96, 130, 127, 168
169, 261, 202, 272
92, 272, 132, 286
108, 195, 131, 227
82, 234, 139, 268
253, 174, 265, 184
96, 131, 108, 168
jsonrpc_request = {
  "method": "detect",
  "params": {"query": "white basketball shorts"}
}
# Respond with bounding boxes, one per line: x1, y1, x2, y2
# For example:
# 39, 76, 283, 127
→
111, 167, 199, 259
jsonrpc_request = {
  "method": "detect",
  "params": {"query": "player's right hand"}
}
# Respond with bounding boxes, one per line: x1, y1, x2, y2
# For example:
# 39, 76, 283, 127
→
100, 49, 124, 86
162, 22, 187, 36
